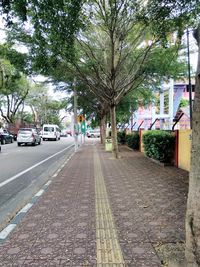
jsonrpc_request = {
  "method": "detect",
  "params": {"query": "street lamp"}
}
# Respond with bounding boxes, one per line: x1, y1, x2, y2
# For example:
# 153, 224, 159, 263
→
73, 78, 78, 152
186, 28, 193, 129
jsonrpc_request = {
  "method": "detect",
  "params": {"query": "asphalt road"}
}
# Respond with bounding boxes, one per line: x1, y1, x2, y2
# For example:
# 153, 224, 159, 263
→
0, 136, 75, 230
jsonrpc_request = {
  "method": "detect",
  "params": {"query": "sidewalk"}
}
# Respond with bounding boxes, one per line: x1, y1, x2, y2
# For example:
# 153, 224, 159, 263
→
0, 140, 189, 267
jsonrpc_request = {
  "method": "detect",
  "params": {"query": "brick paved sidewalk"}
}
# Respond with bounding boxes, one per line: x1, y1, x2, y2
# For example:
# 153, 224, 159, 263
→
0, 141, 189, 267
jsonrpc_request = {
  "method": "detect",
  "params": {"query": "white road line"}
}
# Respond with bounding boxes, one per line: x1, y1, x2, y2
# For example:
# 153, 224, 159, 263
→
0, 144, 74, 188
35, 189, 44, 197
17, 203, 33, 214
45, 180, 52, 187
0, 224, 16, 239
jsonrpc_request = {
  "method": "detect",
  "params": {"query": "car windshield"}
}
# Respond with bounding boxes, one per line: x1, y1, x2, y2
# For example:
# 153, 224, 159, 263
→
44, 127, 54, 132
91, 130, 99, 133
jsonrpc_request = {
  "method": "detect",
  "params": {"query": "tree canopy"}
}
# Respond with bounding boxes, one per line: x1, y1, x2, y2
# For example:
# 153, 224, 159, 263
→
1, 0, 85, 73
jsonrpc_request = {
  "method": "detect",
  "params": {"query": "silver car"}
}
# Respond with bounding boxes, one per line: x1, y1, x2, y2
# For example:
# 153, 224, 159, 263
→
87, 129, 100, 138
17, 128, 41, 146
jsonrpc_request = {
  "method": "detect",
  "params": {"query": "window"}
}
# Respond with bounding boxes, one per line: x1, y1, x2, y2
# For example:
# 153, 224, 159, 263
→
186, 85, 195, 92
44, 127, 54, 132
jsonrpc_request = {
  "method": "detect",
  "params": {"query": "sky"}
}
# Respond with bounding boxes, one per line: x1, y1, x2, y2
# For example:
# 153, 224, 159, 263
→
182, 30, 199, 71
0, 18, 6, 41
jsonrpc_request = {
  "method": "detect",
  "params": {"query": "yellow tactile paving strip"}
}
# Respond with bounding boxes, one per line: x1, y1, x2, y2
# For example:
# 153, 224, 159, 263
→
94, 148, 125, 267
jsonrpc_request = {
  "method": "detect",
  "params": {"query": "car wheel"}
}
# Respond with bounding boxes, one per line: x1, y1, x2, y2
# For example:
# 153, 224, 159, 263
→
1, 139, 6, 145
32, 140, 36, 146
11, 138, 13, 143
38, 140, 41, 145
17, 143, 21, 146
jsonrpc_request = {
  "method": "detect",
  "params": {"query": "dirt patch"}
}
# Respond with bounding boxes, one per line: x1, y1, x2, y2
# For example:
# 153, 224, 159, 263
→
154, 242, 185, 267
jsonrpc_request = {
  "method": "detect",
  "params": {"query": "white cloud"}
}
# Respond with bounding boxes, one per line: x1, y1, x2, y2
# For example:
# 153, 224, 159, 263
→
0, 18, 6, 43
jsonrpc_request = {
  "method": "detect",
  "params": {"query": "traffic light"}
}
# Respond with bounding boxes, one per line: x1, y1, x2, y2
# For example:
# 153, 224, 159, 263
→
79, 115, 83, 123
78, 115, 85, 123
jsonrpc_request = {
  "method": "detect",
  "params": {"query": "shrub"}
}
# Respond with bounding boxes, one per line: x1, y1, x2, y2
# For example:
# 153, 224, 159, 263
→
117, 131, 126, 144
142, 130, 175, 163
126, 132, 140, 150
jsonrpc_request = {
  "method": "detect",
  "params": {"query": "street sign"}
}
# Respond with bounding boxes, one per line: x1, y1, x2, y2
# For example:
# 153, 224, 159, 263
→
81, 121, 86, 134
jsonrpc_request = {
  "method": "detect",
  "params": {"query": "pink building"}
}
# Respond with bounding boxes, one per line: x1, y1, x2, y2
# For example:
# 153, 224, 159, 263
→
131, 81, 194, 131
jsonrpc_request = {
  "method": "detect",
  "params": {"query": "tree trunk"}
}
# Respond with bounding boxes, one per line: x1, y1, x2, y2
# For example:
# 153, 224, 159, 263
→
110, 104, 119, 158
30, 105, 38, 124
100, 114, 106, 145
185, 25, 200, 267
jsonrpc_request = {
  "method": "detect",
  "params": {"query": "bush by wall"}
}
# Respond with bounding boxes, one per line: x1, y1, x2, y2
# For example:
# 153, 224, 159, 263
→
126, 132, 140, 150
117, 131, 126, 144
142, 130, 175, 163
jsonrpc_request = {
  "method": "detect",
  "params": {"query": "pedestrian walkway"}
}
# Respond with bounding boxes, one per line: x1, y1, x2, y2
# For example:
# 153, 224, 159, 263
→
0, 140, 189, 266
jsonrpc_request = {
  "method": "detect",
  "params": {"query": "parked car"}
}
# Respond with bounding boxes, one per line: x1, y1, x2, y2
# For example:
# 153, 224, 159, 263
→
66, 130, 72, 136
87, 129, 100, 138
17, 128, 41, 146
60, 129, 67, 137
0, 128, 14, 144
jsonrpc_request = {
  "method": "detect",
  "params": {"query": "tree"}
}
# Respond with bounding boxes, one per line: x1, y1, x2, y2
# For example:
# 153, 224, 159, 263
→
0, 44, 31, 123
25, 84, 65, 127
0, 43, 28, 74
179, 98, 189, 108
0, 58, 30, 123
66, 2, 152, 157
25, 84, 48, 125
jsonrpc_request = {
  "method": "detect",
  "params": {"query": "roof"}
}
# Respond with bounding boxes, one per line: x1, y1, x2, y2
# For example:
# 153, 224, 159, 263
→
180, 107, 190, 117
174, 106, 190, 121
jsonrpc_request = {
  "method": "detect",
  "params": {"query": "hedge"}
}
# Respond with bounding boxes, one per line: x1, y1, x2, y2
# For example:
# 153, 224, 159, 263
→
126, 132, 140, 150
142, 130, 175, 163
117, 131, 126, 144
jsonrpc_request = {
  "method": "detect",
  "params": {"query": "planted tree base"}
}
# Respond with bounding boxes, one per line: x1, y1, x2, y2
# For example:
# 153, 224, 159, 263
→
155, 243, 185, 267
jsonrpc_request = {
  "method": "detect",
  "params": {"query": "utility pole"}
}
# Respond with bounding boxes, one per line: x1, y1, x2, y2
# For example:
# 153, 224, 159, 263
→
73, 78, 78, 152
186, 28, 193, 129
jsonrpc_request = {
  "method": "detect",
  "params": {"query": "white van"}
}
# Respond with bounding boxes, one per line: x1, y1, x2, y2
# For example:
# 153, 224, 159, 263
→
42, 124, 61, 141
